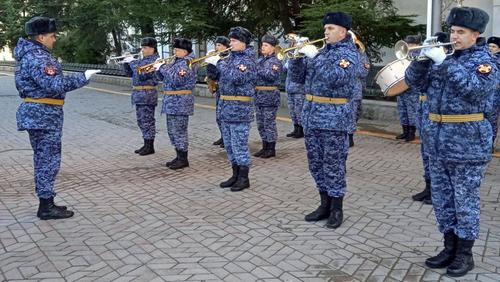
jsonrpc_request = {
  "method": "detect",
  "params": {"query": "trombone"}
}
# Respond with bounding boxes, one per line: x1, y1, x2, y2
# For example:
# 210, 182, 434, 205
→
187, 47, 232, 68
137, 56, 176, 74
275, 37, 328, 61
394, 36, 456, 61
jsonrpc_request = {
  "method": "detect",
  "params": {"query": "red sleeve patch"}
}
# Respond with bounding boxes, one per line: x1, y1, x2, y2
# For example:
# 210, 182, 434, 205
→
44, 66, 57, 76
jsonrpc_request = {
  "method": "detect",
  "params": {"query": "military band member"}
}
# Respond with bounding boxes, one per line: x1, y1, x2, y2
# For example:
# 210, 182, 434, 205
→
284, 54, 305, 138
154, 38, 196, 170
253, 35, 283, 158
412, 32, 450, 205
15, 16, 100, 219
289, 12, 360, 229
486, 36, 500, 150
122, 37, 159, 156
348, 42, 370, 147
406, 7, 497, 277
395, 35, 421, 142
206, 26, 257, 192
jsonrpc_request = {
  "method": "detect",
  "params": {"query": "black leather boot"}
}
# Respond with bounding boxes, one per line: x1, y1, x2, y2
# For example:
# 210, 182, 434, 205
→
220, 164, 239, 188
260, 142, 276, 158
37, 197, 74, 220
230, 166, 250, 192
37, 197, 67, 218
447, 239, 475, 277
304, 192, 331, 222
254, 141, 266, 157
326, 196, 343, 229
396, 125, 408, 139
293, 125, 304, 138
134, 139, 146, 154
138, 139, 155, 156
286, 124, 298, 137
169, 150, 189, 170
405, 126, 416, 142
348, 134, 354, 147
213, 137, 223, 146
165, 150, 179, 167
412, 179, 431, 201
425, 232, 458, 268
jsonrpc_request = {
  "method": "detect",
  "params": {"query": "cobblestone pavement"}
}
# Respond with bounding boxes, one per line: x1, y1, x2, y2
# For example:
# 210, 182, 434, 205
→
1, 72, 499, 282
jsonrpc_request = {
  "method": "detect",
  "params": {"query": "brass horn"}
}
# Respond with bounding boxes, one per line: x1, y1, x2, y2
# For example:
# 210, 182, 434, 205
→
275, 37, 327, 61
394, 37, 456, 61
187, 47, 233, 69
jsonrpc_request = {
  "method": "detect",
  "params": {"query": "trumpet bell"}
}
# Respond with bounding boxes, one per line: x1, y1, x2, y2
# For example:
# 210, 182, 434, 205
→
394, 40, 409, 60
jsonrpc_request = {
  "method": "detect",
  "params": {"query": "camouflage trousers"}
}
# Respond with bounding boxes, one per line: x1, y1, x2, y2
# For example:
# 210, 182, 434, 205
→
348, 98, 362, 134
256, 106, 278, 142
430, 159, 488, 240
486, 106, 499, 147
215, 92, 222, 137
136, 105, 156, 140
305, 129, 349, 197
221, 121, 251, 167
166, 115, 189, 151
397, 94, 419, 126
287, 93, 304, 125
27, 129, 62, 199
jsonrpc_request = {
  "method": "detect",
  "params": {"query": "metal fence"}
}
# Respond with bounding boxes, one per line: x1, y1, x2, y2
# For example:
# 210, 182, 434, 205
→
0, 60, 385, 97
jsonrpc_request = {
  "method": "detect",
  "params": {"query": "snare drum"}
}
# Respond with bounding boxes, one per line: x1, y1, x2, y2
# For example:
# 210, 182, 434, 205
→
374, 58, 411, 96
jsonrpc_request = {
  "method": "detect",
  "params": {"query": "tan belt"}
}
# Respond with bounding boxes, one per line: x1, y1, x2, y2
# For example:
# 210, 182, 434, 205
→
161, 90, 193, 95
305, 94, 348, 105
220, 95, 252, 102
23, 98, 64, 106
133, 85, 156, 90
428, 113, 484, 123
255, 86, 278, 91
419, 95, 427, 102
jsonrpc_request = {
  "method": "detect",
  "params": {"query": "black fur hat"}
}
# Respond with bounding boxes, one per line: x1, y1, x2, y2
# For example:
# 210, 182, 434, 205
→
404, 35, 422, 44
446, 7, 489, 33
173, 38, 193, 54
141, 37, 157, 49
433, 32, 449, 43
476, 37, 486, 45
25, 16, 57, 36
228, 26, 253, 45
487, 36, 500, 47
261, 34, 278, 46
322, 12, 352, 30
215, 36, 230, 47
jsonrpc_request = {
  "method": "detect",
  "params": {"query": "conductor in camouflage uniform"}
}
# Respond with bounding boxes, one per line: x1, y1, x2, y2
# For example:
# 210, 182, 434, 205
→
15, 16, 100, 219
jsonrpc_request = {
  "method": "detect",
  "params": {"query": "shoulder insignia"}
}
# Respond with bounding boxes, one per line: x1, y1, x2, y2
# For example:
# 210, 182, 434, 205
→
239, 64, 247, 72
44, 65, 57, 76
339, 59, 350, 69
178, 69, 187, 77
477, 64, 492, 74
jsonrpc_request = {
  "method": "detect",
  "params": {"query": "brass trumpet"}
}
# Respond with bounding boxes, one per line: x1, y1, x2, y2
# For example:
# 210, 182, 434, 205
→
187, 47, 232, 68
395, 37, 456, 61
137, 56, 176, 74
275, 37, 327, 60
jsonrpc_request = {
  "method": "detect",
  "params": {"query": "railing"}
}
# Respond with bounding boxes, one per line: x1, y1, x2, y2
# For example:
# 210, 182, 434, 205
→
0, 60, 385, 97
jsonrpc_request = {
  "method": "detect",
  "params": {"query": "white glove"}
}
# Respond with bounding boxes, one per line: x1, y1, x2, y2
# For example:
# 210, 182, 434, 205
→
423, 36, 436, 46
153, 61, 164, 71
122, 56, 136, 63
421, 47, 446, 65
204, 55, 220, 66
84, 69, 101, 80
298, 45, 319, 59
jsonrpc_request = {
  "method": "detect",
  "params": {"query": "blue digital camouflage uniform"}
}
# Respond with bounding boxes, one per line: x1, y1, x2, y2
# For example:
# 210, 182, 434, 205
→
156, 54, 197, 151
485, 52, 500, 147
14, 38, 88, 199
416, 94, 431, 181
254, 54, 282, 142
284, 58, 305, 125
289, 35, 359, 197
348, 50, 369, 134
207, 47, 257, 166
406, 44, 498, 240
123, 54, 159, 140
397, 88, 419, 127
